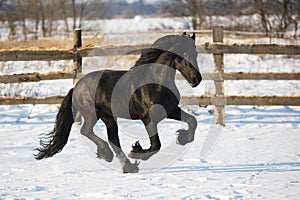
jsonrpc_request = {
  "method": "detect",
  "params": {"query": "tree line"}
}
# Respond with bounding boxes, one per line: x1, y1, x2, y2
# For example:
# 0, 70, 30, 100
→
162, 0, 300, 38
0, 0, 299, 40
0, 0, 108, 40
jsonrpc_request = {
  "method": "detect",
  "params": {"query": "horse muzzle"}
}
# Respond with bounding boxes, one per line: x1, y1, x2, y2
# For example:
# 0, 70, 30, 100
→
190, 74, 202, 87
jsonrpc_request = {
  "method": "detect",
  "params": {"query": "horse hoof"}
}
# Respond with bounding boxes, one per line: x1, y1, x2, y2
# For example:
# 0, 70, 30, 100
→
128, 151, 143, 160
128, 150, 157, 161
128, 141, 158, 160
123, 160, 140, 173
176, 129, 189, 145
128, 141, 145, 160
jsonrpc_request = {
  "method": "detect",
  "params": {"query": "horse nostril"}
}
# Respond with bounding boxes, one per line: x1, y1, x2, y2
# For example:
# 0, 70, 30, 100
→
192, 78, 200, 87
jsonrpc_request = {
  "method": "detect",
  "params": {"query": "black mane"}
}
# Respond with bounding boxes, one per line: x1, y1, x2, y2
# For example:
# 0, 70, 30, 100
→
131, 35, 189, 69
132, 48, 164, 68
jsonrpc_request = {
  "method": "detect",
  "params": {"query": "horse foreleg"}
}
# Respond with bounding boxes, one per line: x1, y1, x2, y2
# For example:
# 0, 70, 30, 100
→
128, 120, 161, 161
80, 117, 114, 162
168, 106, 197, 145
101, 116, 139, 173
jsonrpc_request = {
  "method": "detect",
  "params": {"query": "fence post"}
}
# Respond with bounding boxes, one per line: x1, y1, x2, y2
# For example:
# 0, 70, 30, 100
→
73, 29, 82, 123
212, 26, 225, 125
73, 28, 82, 76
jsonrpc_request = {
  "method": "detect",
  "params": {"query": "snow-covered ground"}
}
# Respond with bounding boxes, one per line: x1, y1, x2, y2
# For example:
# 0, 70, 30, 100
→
1, 105, 299, 199
0, 17, 300, 199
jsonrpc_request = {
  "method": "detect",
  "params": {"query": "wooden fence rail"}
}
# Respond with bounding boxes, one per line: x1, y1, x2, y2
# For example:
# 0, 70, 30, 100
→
1, 95, 299, 107
0, 27, 300, 124
1, 43, 299, 62
0, 71, 76, 83
1, 71, 300, 84
177, 72, 300, 81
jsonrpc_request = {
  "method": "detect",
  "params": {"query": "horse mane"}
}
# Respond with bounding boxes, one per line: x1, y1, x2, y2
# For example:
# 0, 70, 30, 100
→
130, 35, 184, 70
132, 48, 164, 68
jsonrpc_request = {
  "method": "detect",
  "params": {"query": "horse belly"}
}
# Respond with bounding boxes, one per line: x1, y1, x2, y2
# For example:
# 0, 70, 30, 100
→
117, 85, 180, 120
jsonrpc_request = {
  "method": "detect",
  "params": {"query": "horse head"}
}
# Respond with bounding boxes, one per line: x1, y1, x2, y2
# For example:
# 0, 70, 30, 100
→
151, 33, 202, 87
174, 32, 201, 87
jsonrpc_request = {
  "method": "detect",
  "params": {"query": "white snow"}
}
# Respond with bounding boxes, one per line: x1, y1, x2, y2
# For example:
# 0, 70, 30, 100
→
1, 105, 299, 199
1, 17, 300, 199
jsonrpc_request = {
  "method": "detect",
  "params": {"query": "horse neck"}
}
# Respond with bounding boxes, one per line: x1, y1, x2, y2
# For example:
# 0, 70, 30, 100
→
149, 57, 176, 84
131, 50, 177, 84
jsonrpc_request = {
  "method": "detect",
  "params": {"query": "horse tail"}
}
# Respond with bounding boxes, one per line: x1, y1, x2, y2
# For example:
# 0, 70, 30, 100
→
35, 89, 74, 160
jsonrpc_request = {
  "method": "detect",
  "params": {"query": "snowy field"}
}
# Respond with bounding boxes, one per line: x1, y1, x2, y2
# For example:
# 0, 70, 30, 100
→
1, 105, 300, 199
1, 17, 300, 199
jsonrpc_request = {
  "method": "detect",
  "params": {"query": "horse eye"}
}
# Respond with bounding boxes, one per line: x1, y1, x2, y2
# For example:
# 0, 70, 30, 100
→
183, 52, 188, 59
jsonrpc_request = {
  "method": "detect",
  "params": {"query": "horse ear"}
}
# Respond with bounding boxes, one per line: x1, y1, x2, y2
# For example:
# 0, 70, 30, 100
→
191, 33, 196, 41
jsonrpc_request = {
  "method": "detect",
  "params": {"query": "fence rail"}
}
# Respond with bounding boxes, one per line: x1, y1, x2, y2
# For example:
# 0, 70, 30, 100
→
180, 96, 300, 106
1, 71, 299, 84
1, 95, 299, 107
0, 27, 300, 124
0, 96, 64, 105
176, 72, 300, 80
1, 43, 299, 62
0, 71, 76, 83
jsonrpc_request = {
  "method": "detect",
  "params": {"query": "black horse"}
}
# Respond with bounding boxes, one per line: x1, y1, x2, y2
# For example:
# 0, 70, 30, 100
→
35, 33, 202, 173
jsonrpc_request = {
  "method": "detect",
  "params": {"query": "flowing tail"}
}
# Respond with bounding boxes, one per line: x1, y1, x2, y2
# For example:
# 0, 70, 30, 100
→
35, 89, 74, 160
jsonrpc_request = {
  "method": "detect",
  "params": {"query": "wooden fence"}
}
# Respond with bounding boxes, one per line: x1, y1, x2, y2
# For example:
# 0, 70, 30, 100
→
0, 26, 299, 124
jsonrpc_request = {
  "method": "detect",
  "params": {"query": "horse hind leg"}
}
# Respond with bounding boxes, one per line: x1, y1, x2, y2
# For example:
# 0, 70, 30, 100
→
101, 116, 139, 173
80, 116, 114, 162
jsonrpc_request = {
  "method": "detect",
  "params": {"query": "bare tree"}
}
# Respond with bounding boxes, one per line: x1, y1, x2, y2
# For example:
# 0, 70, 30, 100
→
71, 0, 87, 29
71, 0, 77, 29
1, 0, 18, 40
251, 0, 299, 38
37, 0, 46, 37
251, 0, 272, 35
270, 0, 297, 37
78, 1, 87, 28
189, 0, 198, 29
45, 0, 57, 37
27, 0, 40, 34
162, 0, 210, 30
195, 0, 210, 29
293, 0, 300, 38
17, 0, 28, 40
58, 0, 70, 36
